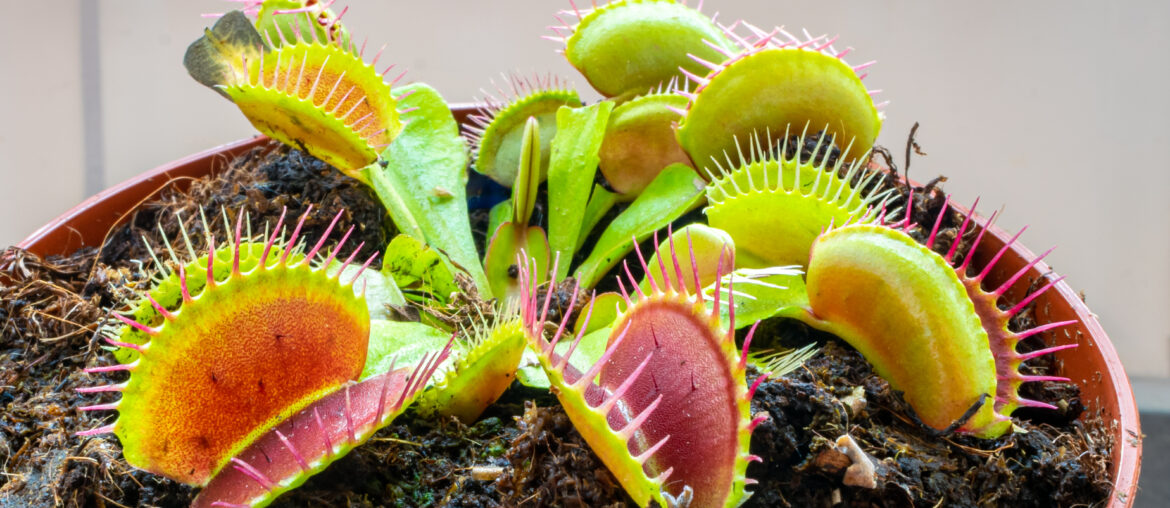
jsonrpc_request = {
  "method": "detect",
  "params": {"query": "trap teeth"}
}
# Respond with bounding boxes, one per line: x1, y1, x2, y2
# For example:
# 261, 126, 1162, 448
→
517, 230, 762, 506
80, 208, 374, 485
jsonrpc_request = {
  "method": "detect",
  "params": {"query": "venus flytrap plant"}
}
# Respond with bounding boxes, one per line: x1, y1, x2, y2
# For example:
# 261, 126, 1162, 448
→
186, 10, 491, 298
78, 208, 380, 485
676, 22, 884, 170
185, 11, 406, 178
599, 81, 696, 199
552, 0, 736, 99
802, 198, 1078, 438
416, 306, 528, 422
77, 1, 1097, 503
519, 234, 773, 507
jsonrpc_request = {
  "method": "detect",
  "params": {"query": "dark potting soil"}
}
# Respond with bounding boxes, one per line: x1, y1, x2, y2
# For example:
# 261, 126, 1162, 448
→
0, 143, 1112, 507
97, 143, 392, 273
743, 334, 1113, 507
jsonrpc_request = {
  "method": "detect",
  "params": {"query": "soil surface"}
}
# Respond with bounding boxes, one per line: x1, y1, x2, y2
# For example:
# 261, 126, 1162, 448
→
1, 142, 1112, 507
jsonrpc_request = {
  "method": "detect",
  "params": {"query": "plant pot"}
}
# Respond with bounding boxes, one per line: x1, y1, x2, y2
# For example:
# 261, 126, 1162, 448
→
16, 106, 1141, 507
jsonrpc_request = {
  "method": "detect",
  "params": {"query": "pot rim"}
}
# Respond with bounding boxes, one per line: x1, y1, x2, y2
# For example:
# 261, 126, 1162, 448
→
15, 123, 1141, 507
946, 201, 1141, 507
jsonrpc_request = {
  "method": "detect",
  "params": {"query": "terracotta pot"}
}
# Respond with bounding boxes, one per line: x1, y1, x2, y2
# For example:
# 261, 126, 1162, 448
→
953, 202, 1142, 507
16, 105, 1141, 507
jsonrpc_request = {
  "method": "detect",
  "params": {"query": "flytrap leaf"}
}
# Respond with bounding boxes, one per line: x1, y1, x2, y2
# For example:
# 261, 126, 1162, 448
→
184, 11, 405, 177
418, 313, 528, 422
519, 234, 770, 507
363, 83, 492, 298
465, 74, 582, 187
676, 23, 883, 171
547, 102, 614, 281
806, 224, 1005, 437
484, 117, 551, 301
79, 209, 377, 486
803, 196, 1077, 438
575, 163, 706, 288
380, 234, 459, 306
556, 0, 736, 98
704, 129, 892, 269
191, 339, 454, 508
599, 87, 694, 199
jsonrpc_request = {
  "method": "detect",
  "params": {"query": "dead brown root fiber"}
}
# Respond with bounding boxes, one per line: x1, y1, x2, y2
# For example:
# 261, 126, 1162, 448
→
0, 246, 194, 507
494, 402, 626, 507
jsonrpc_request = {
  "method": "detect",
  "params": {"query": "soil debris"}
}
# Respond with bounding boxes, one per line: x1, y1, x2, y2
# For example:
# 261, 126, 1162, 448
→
494, 402, 626, 508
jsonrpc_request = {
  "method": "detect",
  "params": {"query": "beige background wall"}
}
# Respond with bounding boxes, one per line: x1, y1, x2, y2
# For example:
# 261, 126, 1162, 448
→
1, 1, 1168, 380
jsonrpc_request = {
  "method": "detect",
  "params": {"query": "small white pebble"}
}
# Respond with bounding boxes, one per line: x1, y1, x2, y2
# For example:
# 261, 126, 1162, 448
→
470, 465, 504, 482
836, 434, 877, 489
